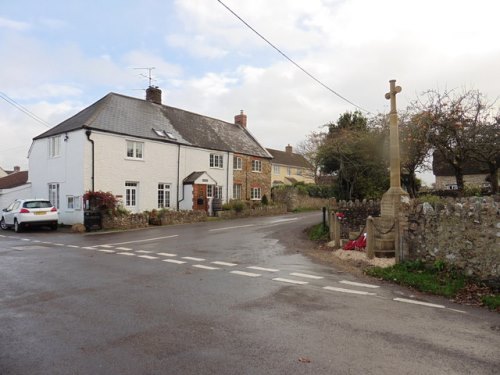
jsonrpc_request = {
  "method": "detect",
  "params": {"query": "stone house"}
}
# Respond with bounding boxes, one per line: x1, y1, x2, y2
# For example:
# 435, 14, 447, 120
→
266, 145, 315, 186
28, 87, 272, 224
433, 151, 498, 190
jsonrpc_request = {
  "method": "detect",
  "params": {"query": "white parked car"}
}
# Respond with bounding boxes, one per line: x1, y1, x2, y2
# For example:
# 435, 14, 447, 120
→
0, 199, 59, 232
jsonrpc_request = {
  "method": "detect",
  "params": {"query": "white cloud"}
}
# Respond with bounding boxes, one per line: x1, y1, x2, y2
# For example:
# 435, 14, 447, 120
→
166, 33, 228, 59
0, 16, 30, 31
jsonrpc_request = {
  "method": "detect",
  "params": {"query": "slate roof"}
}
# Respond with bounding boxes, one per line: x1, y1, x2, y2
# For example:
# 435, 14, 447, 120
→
0, 171, 29, 189
34, 93, 272, 159
266, 148, 312, 169
432, 150, 496, 176
183, 171, 205, 184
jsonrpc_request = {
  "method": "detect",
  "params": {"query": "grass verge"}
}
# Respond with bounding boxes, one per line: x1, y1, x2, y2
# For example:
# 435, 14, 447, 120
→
482, 295, 500, 310
307, 223, 330, 241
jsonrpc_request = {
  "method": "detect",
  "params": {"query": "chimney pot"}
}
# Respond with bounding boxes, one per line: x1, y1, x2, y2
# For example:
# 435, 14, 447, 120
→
146, 86, 162, 105
285, 144, 293, 154
234, 110, 247, 128
13, 166, 20, 173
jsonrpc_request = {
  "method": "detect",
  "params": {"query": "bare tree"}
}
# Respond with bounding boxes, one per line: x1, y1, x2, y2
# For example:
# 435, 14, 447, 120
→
296, 131, 326, 183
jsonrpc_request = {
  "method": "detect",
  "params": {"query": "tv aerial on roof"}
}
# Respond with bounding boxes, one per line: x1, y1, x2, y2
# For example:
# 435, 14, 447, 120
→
134, 67, 156, 87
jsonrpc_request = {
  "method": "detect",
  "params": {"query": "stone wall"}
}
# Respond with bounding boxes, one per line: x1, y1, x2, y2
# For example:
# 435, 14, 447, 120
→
218, 204, 287, 219
404, 196, 499, 280
158, 210, 207, 225
233, 154, 272, 201
102, 213, 148, 230
272, 187, 331, 211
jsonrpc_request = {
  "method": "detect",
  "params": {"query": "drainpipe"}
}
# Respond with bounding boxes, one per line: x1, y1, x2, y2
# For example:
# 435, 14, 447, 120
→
226, 151, 230, 202
85, 129, 95, 192
176, 144, 182, 210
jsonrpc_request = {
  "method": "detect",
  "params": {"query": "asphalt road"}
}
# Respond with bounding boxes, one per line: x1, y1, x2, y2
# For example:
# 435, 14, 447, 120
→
1, 212, 499, 374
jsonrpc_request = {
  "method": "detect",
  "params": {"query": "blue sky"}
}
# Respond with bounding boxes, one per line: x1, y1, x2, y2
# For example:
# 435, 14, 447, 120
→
1, 0, 499, 185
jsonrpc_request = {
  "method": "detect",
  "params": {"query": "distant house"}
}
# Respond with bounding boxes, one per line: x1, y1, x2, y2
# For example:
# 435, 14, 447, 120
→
28, 87, 272, 224
432, 150, 498, 190
0, 169, 31, 209
266, 145, 315, 186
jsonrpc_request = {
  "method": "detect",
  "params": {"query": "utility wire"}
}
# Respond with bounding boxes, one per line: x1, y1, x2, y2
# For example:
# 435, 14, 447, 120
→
217, 0, 372, 114
0, 91, 52, 128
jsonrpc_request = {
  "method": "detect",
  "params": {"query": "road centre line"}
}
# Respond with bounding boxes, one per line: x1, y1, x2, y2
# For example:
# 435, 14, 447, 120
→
138, 255, 159, 260
98, 245, 114, 248
83, 246, 96, 250
340, 280, 380, 289
116, 247, 132, 251
290, 272, 323, 280
268, 218, 298, 224
104, 235, 179, 246
157, 252, 177, 257
97, 249, 115, 253
323, 286, 376, 296
21, 238, 30, 241
273, 278, 308, 285
117, 252, 135, 256
393, 298, 445, 309
67, 245, 80, 248
136, 250, 153, 254
211, 261, 238, 267
182, 256, 205, 261
230, 270, 261, 277
209, 224, 255, 232
193, 264, 220, 270
162, 259, 187, 264
247, 266, 279, 272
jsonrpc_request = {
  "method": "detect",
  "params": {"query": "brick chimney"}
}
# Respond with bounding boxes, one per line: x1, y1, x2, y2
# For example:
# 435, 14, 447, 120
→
146, 86, 162, 104
285, 144, 293, 154
13, 166, 20, 173
234, 110, 247, 128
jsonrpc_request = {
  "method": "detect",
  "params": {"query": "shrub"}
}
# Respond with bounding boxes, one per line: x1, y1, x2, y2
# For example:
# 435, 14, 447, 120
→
83, 191, 119, 212
261, 195, 269, 205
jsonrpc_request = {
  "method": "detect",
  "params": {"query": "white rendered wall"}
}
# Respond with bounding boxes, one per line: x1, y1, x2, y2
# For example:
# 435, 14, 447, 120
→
0, 184, 32, 209
29, 130, 86, 224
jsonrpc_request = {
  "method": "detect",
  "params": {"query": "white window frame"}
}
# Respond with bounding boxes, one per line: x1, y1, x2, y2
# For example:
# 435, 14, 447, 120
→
287, 167, 291, 176
49, 136, 61, 158
250, 187, 262, 200
48, 183, 60, 209
67, 196, 75, 210
252, 160, 262, 172
273, 165, 280, 175
158, 183, 171, 208
207, 185, 214, 198
126, 141, 144, 160
233, 184, 242, 200
210, 154, 224, 168
214, 186, 223, 199
125, 182, 138, 208
233, 156, 242, 170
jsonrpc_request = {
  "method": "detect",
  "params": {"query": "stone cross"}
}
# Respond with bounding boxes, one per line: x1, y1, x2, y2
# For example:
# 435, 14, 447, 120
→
385, 79, 402, 189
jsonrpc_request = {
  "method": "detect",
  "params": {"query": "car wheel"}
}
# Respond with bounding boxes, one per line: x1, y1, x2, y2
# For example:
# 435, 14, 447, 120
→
51, 223, 58, 231
0, 218, 7, 230
14, 219, 22, 233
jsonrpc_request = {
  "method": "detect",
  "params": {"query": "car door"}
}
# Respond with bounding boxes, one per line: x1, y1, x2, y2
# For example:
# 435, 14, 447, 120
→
3, 201, 19, 225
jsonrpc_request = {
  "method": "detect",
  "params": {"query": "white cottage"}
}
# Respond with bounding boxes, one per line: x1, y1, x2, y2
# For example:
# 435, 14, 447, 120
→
29, 87, 272, 224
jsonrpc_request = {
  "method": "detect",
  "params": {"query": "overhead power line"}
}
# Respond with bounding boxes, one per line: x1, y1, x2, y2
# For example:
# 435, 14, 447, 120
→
0, 91, 52, 128
217, 0, 371, 114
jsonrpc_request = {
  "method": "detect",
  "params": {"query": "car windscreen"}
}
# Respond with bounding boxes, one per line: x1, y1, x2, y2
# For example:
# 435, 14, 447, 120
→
23, 201, 52, 209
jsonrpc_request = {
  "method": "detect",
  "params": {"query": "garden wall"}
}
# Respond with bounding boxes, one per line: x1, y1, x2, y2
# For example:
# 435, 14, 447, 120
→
272, 188, 331, 211
218, 205, 287, 219
331, 199, 381, 238
404, 196, 500, 280
102, 213, 148, 230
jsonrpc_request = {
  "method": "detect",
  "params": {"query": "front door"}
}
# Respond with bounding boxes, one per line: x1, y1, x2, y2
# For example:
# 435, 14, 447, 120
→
193, 184, 207, 211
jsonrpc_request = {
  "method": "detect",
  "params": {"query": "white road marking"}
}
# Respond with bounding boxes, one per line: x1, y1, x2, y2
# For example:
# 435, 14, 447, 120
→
157, 252, 177, 257
230, 270, 261, 277
67, 245, 80, 248
0, 235, 5, 238
323, 286, 376, 296
116, 247, 132, 251
247, 266, 280, 272
98, 245, 114, 248
182, 256, 205, 261
393, 298, 445, 309
104, 235, 179, 246
117, 252, 135, 256
209, 224, 255, 232
138, 255, 159, 260
339, 280, 380, 289
211, 261, 238, 267
448, 308, 467, 314
21, 238, 31, 241
273, 278, 309, 285
53, 243, 65, 246
83, 247, 96, 250
290, 272, 323, 280
136, 250, 153, 254
32, 240, 41, 243
162, 259, 187, 264
268, 218, 298, 224
193, 264, 220, 270
97, 249, 115, 253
